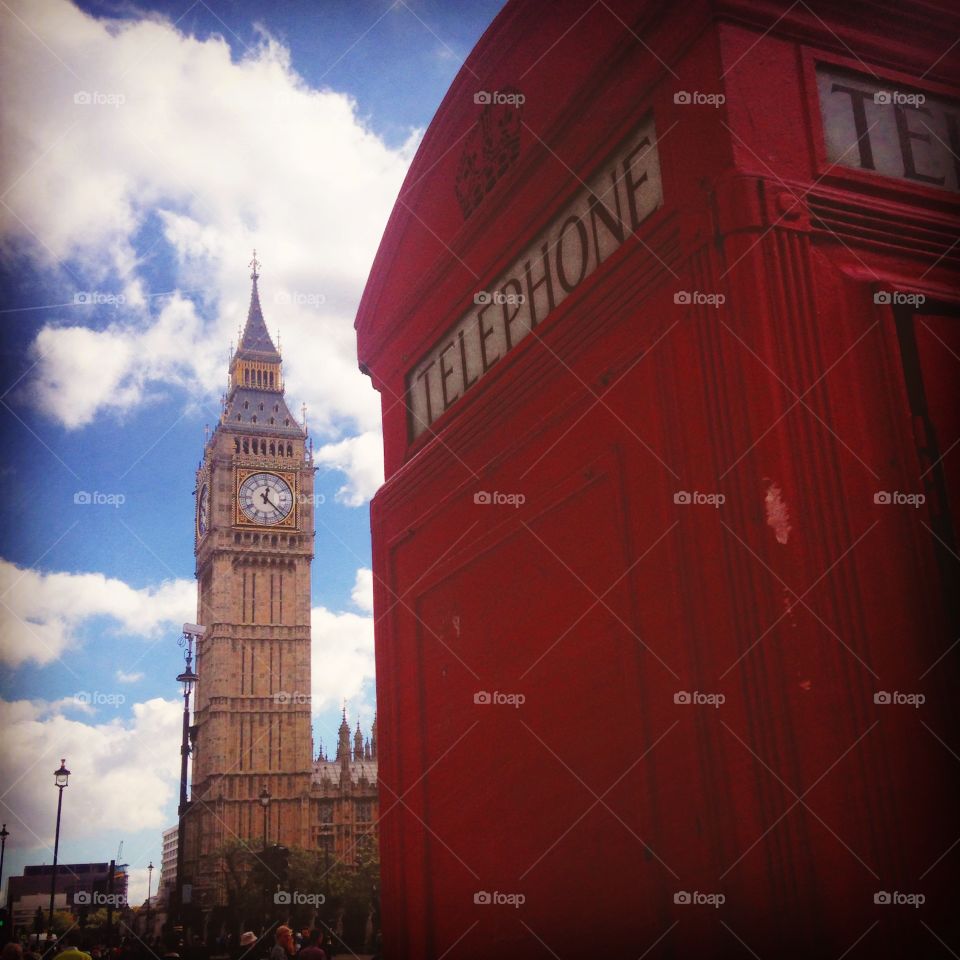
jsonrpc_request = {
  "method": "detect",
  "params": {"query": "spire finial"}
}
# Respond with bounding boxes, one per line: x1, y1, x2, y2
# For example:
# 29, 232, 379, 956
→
249, 249, 261, 281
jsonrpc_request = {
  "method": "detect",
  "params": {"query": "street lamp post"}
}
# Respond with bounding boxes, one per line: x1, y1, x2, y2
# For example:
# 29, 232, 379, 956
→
48, 760, 70, 939
0, 823, 9, 907
146, 861, 154, 940
259, 788, 270, 848
174, 624, 203, 935
258, 788, 270, 929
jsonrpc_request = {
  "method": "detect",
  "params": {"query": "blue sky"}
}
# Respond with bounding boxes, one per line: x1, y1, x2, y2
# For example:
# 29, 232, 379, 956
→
0, 0, 504, 906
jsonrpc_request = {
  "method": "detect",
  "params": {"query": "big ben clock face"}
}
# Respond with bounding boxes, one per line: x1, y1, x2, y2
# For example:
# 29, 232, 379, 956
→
237, 472, 294, 526
197, 483, 209, 537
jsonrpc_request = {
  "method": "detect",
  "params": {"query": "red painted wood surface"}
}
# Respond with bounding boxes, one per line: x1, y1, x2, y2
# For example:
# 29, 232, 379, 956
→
355, 1, 960, 956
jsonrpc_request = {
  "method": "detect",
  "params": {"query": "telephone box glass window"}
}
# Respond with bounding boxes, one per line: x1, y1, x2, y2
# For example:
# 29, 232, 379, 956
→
816, 65, 960, 191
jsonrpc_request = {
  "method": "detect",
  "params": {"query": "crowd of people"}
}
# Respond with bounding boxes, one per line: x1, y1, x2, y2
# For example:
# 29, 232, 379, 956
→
0, 924, 373, 960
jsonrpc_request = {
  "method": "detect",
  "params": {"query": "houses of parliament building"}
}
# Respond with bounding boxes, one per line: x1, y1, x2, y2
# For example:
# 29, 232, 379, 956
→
181, 256, 377, 911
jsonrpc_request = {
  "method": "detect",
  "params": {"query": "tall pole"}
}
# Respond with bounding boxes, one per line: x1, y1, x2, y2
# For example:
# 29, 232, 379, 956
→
0, 824, 8, 908
175, 668, 190, 930
174, 628, 201, 938
146, 861, 153, 940
48, 763, 69, 939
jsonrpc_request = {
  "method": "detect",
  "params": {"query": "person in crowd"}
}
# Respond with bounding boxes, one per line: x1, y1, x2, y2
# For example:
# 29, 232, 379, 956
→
231, 932, 257, 960
295, 930, 325, 960
53, 932, 90, 960
2, 942, 24, 960
268, 927, 293, 960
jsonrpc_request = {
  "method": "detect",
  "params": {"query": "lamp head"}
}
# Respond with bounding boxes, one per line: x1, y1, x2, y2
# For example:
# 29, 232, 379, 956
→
54, 758, 70, 788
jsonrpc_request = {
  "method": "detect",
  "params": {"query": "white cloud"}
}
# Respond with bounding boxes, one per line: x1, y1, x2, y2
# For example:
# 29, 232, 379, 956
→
0, 0, 412, 502
314, 430, 385, 506
0, 558, 195, 666
0, 696, 181, 853
310, 602, 375, 716
116, 669, 144, 683
351, 568, 374, 613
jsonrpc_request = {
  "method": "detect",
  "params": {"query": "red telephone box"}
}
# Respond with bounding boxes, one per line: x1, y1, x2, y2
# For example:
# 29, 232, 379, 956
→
355, 1, 960, 956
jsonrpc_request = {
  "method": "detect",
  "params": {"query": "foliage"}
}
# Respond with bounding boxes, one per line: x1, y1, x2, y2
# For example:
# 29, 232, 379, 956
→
211, 837, 380, 950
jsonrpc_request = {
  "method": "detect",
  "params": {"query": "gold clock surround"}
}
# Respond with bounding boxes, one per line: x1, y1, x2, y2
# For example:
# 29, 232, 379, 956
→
234, 467, 299, 529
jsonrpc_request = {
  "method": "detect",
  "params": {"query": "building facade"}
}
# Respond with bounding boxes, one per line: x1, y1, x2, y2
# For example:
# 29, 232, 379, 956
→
159, 824, 177, 908
181, 259, 377, 913
312, 712, 379, 866
183, 256, 318, 907
7, 863, 127, 933
355, 0, 960, 956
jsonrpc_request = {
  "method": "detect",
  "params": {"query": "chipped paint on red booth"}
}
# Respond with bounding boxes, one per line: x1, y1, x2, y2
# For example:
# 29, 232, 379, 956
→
355, 1, 960, 957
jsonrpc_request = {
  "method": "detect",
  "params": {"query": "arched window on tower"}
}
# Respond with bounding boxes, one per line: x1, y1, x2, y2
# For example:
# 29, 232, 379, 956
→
286, 443, 293, 457
251, 415, 257, 424
270, 442, 275, 456
244, 369, 250, 385
260, 440, 267, 454
243, 438, 249, 453
234, 438, 240, 453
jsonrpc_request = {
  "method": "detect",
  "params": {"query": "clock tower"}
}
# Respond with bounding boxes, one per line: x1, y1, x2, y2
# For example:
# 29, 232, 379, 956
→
184, 254, 316, 906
